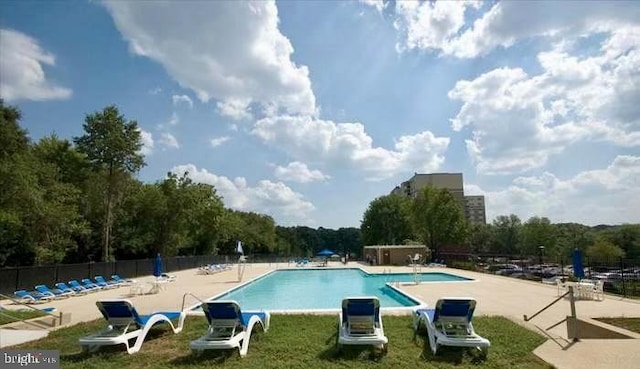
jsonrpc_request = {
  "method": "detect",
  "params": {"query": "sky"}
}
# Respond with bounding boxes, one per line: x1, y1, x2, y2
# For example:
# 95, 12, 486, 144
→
1, 0, 639, 228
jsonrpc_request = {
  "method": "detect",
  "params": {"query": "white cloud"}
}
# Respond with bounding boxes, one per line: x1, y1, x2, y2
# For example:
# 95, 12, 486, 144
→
216, 98, 253, 121
138, 129, 154, 156
252, 115, 450, 181
391, 1, 640, 58
103, 1, 316, 118
209, 136, 231, 148
168, 112, 179, 126
159, 132, 179, 149
360, 0, 387, 13
394, 1, 479, 54
273, 161, 330, 183
148, 87, 162, 95
449, 28, 640, 174
172, 94, 193, 108
467, 155, 640, 225
0, 28, 71, 102
171, 164, 315, 225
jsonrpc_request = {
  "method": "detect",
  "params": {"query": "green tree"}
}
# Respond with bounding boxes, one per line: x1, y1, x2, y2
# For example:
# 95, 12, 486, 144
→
185, 182, 225, 256
361, 194, 412, 246
521, 217, 558, 256
31, 135, 91, 264
491, 214, 522, 254
0, 102, 39, 266
555, 223, 593, 256
586, 236, 625, 260
0, 100, 28, 160
74, 106, 145, 261
468, 223, 493, 254
216, 210, 276, 255
114, 181, 166, 259
0, 103, 88, 265
600, 224, 640, 260
336, 227, 362, 257
410, 186, 467, 261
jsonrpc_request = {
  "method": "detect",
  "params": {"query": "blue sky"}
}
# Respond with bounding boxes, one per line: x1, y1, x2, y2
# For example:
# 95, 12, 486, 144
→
1, 0, 639, 228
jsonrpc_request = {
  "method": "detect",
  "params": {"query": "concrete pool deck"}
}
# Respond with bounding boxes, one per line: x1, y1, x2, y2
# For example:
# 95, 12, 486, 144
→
1, 262, 639, 368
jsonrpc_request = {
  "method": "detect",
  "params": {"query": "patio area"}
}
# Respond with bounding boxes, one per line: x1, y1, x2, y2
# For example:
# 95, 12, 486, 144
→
1, 262, 639, 369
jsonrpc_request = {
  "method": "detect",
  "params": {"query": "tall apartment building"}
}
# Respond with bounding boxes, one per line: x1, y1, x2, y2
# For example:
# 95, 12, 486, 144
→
391, 173, 486, 224
464, 195, 486, 224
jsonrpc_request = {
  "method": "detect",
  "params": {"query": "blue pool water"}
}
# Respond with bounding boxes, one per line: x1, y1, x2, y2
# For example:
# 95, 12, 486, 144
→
213, 268, 472, 310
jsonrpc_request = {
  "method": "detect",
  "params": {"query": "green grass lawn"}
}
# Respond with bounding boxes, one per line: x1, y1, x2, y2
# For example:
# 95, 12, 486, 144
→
595, 317, 640, 334
15, 315, 551, 369
0, 310, 46, 326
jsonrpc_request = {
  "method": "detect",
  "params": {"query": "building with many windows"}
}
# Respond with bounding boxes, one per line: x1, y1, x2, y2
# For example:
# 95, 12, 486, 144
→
391, 173, 486, 224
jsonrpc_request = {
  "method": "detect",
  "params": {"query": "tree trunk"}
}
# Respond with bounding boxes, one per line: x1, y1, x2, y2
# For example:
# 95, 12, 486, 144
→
102, 165, 115, 262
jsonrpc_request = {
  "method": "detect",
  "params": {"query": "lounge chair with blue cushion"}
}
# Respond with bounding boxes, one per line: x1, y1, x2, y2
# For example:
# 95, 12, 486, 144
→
94, 276, 118, 289
56, 282, 87, 295
81, 278, 103, 290
79, 299, 185, 354
413, 297, 490, 357
111, 274, 135, 285
190, 300, 270, 357
69, 280, 97, 292
13, 290, 53, 304
35, 284, 73, 299
337, 296, 388, 351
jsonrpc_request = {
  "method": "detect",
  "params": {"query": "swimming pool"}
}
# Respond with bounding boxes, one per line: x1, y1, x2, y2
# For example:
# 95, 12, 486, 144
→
212, 268, 472, 311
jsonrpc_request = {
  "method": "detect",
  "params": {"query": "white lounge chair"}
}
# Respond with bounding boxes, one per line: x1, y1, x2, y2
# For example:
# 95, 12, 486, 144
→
190, 300, 270, 357
337, 297, 388, 351
13, 290, 53, 304
413, 297, 490, 357
79, 299, 185, 354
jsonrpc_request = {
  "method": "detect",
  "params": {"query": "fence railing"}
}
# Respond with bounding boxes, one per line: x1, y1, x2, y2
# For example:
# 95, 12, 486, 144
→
0, 254, 232, 295
440, 252, 640, 298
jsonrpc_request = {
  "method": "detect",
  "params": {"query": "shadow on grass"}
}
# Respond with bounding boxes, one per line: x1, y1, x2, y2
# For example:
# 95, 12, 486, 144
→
318, 344, 386, 362
414, 330, 487, 365
61, 344, 125, 363
170, 349, 238, 365
170, 325, 268, 365
317, 326, 386, 362
59, 325, 179, 363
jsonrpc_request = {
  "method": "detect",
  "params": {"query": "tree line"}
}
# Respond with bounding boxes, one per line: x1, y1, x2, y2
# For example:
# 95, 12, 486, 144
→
360, 191, 640, 262
0, 101, 361, 267
4, 100, 636, 267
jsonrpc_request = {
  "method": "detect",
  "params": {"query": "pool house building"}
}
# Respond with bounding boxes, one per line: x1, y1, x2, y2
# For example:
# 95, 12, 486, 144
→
363, 245, 429, 266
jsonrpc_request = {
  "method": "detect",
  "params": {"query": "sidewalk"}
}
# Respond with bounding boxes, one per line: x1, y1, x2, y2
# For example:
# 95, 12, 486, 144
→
1, 263, 638, 368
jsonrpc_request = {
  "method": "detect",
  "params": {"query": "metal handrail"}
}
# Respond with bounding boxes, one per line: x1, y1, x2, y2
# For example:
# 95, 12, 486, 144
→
523, 289, 571, 322
181, 292, 205, 312
523, 286, 579, 344
0, 310, 53, 330
0, 292, 63, 327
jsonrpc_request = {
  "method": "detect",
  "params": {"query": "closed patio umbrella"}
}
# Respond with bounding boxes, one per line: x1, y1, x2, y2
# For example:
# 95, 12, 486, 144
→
153, 253, 163, 278
572, 248, 585, 279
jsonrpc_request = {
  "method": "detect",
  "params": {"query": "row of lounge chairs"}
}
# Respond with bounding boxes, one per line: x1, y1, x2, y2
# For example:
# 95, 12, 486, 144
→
14, 275, 133, 303
196, 264, 232, 275
78, 296, 489, 358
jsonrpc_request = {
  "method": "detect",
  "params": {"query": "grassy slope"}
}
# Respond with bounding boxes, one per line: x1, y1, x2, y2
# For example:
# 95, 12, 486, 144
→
0, 310, 46, 326
595, 317, 640, 334
15, 315, 552, 369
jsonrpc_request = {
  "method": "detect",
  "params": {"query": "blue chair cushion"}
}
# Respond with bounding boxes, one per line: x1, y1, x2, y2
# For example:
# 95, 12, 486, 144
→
241, 312, 266, 326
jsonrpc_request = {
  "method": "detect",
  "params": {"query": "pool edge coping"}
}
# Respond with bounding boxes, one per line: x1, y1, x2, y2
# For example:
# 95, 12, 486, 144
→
186, 266, 474, 314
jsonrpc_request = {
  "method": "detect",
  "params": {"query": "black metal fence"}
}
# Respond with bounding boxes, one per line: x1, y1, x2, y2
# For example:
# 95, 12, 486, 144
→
0, 254, 232, 295
441, 252, 640, 298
